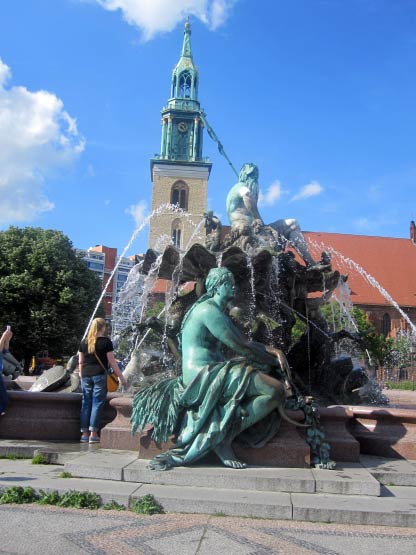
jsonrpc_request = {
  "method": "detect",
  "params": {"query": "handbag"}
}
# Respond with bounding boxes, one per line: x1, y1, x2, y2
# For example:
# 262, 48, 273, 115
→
93, 351, 119, 392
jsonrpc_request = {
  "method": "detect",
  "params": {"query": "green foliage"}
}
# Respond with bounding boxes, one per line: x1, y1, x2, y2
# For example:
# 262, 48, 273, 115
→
386, 381, 415, 391
31, 454, 49, 465
131, 494, 164, 515
37, 490, 61, 505
290, 316, 307, 344
0, 486, 37, 504
146, 301, 165, 319
102, 500, 126, 511
320, 303, 392, 367
0, 226, 102, 362
58, 471, 73, 478
57, 490, 101, 509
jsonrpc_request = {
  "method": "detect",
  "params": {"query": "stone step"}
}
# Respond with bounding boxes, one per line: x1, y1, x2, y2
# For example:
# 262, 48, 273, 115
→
63, 450, 380, 496
132, 483, 293, 520
360, 455, 416, 486
131, 484, 416, 527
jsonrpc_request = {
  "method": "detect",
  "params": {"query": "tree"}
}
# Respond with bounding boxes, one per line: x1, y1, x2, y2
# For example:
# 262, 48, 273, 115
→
0, 227, 103, 365
320, 302, 391, 367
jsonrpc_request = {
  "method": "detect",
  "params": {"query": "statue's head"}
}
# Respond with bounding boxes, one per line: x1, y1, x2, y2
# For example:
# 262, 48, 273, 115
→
239, 163, 259, 183
205, 267, 235, 299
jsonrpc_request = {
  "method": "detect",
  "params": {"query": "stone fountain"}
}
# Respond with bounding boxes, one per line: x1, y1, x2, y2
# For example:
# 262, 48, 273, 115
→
105, 162, 396, 469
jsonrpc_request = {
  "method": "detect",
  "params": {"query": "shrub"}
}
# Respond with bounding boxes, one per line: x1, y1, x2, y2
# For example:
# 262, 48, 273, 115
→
131, 494, 164, 515
0, 486, 37, 504
57, 490, 101, 509
31, 454, 49, 465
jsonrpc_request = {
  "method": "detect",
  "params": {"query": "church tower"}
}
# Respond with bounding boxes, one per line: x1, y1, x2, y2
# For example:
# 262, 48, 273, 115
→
148, 20, 212, 250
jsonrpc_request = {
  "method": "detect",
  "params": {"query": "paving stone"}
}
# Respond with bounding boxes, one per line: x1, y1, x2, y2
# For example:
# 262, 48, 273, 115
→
360, 455, 416, 486
0, 458, 64, 477
292, 492, 416, 527
34, 446, 89, 465
131, 483, 293, 520
124, 458, 315, 493
0, 439, 53, 458
312, 463, 380, 496
65, 449, 138, 481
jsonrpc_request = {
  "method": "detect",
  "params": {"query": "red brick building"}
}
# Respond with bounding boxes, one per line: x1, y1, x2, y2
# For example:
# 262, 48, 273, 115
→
305, 221, 416, 337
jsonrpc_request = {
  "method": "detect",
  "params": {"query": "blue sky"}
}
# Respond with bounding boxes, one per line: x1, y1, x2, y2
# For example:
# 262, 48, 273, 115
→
0, 0, 415, 256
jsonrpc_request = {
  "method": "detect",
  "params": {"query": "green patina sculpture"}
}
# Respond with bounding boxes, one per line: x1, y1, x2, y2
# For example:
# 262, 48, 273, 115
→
225, 162, 321, 267
131, 267, 298, 470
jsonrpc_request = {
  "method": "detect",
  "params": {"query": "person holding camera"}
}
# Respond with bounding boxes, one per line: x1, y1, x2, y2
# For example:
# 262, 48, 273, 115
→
0, 326, 13, 416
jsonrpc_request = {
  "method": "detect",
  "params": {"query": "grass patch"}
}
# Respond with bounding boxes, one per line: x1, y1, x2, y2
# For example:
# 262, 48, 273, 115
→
37, 490, 61, 506
0, 487, 161, 515
213, 511, 227, 517
57, 490, 101, 509
0, 454, 31, 460
102, 500, 126, 511
0, 486, 37, 504
385, 381, 415, 391
131, 494, 164, 515
31, 454, 49, 465
58, 471, 73, 479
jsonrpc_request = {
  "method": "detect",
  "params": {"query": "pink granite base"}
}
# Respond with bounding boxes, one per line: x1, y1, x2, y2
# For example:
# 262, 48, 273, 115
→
350, 406, 416, 459
0, 391, 116, 441
101, 397, 311, 467
101, 397, 363, 465
319, 406, 360, 462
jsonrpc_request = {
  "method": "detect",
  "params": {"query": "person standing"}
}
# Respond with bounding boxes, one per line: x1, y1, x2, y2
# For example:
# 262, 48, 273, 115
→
78, 318, 127, 443
0, 326, 13, 416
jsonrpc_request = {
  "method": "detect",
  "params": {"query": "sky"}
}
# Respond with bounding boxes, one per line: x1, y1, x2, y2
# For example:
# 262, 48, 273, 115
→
0, 0, 415, 256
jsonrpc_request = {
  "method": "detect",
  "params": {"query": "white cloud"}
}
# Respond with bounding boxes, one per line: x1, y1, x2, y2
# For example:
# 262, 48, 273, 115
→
290, 181, 324, 202
0, 58, 85, 225
125, 200, 148, 226
93, 0, 237, 40
258, 180, 283, 207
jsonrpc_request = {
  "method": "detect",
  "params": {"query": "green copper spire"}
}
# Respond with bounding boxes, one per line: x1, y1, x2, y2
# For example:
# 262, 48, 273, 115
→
153, 20, 212, 167
170, 20, 198, 101
181, 19, 192, 58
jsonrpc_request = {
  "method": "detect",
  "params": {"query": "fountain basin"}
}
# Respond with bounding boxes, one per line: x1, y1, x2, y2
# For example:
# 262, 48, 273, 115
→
349, 405, 416, 459
0, 391, 117, 441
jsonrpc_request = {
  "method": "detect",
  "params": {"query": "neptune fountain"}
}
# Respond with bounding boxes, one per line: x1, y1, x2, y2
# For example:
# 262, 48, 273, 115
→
125, 162, 377, 470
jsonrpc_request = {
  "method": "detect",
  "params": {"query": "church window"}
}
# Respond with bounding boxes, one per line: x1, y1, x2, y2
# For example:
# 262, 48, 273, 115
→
178, 71, 192, 98
171, 182, 188, 210
172, 219, 182, 249
382, 313, 391, 337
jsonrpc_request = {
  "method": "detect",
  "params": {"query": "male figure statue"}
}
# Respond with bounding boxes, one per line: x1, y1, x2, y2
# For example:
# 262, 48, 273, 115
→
226, 163, 322, 268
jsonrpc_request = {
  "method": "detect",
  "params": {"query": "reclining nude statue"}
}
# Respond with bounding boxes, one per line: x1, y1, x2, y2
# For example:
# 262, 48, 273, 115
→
131, 267, 303, 470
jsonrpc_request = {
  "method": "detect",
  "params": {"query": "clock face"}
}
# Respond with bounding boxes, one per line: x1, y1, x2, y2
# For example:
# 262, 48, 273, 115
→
178, 121, 188, 133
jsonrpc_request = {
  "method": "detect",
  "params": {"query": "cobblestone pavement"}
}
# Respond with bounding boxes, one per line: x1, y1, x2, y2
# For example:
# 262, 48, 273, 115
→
1, 504, 415, 555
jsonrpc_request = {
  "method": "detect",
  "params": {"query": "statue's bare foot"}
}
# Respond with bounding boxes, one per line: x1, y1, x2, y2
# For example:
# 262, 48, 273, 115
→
214, 443, 247, 469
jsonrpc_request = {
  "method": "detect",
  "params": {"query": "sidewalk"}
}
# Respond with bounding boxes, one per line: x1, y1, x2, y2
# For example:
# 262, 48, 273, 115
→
1, 440, 416, 529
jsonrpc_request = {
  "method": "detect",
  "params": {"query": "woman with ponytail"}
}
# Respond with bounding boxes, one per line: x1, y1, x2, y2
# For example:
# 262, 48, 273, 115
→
78, 318, 127, 443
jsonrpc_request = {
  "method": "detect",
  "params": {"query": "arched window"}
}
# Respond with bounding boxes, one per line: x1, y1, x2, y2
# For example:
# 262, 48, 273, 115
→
178, 71, 192, 98
382, 313, 391, 337
171, 181, 188, 210
172, 219, 182, 249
